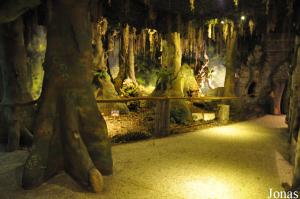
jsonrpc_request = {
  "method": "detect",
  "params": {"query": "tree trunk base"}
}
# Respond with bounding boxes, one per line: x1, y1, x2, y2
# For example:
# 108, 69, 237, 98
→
22, 85, 113, 191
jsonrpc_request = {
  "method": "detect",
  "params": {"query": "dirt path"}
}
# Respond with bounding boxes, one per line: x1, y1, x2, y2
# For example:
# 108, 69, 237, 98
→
1, 115, 293, 199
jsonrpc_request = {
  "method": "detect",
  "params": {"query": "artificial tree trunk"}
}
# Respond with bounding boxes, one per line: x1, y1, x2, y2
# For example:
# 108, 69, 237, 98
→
108, 31, 120, 79
93, 22, 128, 115
22, 0, 112, 192
289, 36, 300, 142
25, 24, 46, 100
0, 0, 40, 23
0, 17, 34, 151
127, 28, 137, 83
114, 24, 129, 93
223, 29, 237, 97
152, 32, 192, 124
291, 36, 300, 189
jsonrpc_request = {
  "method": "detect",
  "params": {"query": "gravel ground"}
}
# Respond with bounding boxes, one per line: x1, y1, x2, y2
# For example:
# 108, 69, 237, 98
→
0, 115, 293, 199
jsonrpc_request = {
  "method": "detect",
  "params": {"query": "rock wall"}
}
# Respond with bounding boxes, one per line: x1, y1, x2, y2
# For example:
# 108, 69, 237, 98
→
235, 34, 294, 118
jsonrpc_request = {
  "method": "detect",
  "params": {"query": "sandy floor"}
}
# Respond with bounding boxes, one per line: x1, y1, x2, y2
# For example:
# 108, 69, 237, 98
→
0, 115, 293, 199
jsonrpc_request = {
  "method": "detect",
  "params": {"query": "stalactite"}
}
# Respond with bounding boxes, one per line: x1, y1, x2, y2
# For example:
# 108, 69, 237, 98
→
148, 29, 157, 60
144, 0, 150, 6
233, 0, 239, 8
249, 19, 255, 35
187, 21, 196, 59
123, 24, 130, 54
93, 18, 108, 71
222, 20, 229, 42
148, 4, 157, 22
264, 0, 270, 15
142, 29, 147, 56
125, 0, 130, 17
108, 29, 119, 56
207, 19, 218, 41
128, 27, 137, 83
189, 0, 195, 12
195, 28, 205, 67
230, 21, 234, 38
287, 0, 294, 16
221, 19, 235, 43
208, 23, 212, 39
197, 28, 204, 54
98, 18, 108, 36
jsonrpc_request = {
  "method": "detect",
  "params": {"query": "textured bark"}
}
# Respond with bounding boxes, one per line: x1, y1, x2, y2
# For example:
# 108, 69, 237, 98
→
152, 32, 192, 124
92, 22, 129, 114
223, 29, 237, 97
25, 24, 46, 100
0, 17, 34, 151
114, 25, 129, 93
127, 29, 137, 83
0, 62, 2, 101
0, 0, 40, 23
22, 0, 112, 192
291, 36, 300, 189
289, 36, 300, 142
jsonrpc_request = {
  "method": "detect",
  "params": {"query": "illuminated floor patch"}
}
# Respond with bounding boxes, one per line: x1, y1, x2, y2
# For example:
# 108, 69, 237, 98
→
1, 115, 292, 199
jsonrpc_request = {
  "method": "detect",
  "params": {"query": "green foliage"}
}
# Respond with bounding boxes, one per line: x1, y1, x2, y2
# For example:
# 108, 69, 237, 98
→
136, 54, 160, 87
111, 131, 152, 144
92, 70, 109, 88
136, 77, 146, 85
120, 79, 139, 97
157, 68, 173, 79
94, 70, 108, 79
120, 79, 140, 111
170, 107, 191, 125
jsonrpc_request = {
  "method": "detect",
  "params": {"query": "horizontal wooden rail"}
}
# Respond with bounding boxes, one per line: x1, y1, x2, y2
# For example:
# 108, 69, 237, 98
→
0, 96, 239, 106
96, 96, 239, 103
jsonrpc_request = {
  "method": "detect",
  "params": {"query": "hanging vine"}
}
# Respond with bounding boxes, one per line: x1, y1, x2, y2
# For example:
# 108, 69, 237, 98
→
123, 24, 130, 54
230, 21, 234, 38
287, 0, 294, 16
222, 20, 229, 42
248, 19, 255, 35
189, 0, 195, 11
207, 18, 218, 41
148, 29, 157, 60
142, 29, 147, 56
233, 0, 239, 8
187, 21, 196, 58
264, 0, 270, 15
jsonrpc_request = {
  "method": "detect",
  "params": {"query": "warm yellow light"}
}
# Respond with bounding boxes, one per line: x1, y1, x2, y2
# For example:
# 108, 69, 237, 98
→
181, 178, 233, 199
221, 20, 225, 24
199, 123, 270, 142
241, 15, 246, 21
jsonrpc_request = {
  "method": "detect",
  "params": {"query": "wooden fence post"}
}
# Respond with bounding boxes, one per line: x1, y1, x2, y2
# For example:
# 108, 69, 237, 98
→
154, 98, 170, 137
217, 104, 230, 124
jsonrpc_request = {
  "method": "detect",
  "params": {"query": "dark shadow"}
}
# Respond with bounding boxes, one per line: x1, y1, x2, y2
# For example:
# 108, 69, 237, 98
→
247, 81, 257, 98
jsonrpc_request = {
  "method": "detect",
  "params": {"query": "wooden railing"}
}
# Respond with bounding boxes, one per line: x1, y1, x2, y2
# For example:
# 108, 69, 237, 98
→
97, 96, 239, 137
0, 96, 239, 137
96, 96, 239, 103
